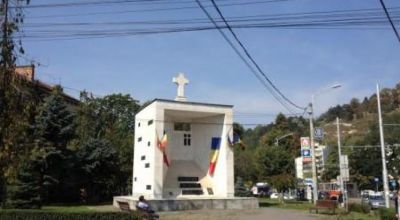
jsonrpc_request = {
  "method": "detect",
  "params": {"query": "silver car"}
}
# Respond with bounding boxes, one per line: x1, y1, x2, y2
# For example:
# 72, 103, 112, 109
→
368, 195, 386, 209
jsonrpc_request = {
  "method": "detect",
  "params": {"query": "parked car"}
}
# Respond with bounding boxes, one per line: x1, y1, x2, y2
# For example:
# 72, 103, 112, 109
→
251, 183, 270, 197
368, 195, 386, 209
270, 192, 279, 199
283, 194, 296, 200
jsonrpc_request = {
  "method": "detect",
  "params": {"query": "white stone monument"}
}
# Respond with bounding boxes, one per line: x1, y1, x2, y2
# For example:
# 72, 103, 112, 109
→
113, 73, 258, 211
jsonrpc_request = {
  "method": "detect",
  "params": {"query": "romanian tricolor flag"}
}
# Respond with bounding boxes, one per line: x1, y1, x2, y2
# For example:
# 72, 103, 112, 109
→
208, 137, 221, 176
157, 133, 170, 167
228, 133, 245, 150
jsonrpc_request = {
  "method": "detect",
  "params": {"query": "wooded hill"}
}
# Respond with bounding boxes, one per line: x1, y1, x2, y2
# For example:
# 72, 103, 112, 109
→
235, 83, 400, 191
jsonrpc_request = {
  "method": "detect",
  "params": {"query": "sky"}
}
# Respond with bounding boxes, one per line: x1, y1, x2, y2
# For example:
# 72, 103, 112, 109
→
14, 0, 400, 125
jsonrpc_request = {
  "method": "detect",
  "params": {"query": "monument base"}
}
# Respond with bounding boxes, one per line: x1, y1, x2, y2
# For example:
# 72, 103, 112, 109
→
113, 196, 259, 211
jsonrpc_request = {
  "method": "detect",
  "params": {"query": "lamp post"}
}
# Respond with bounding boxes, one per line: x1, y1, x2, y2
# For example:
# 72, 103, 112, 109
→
308, 84, 341, 204
275, 133, 294, 146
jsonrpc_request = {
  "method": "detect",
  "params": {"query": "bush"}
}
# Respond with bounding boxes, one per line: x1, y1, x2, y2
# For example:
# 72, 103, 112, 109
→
348, 203, 371, 214
377, 208, 396, 220
0, 210, 140, 220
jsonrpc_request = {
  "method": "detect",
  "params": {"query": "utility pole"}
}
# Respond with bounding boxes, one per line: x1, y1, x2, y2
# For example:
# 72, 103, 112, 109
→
336, 117, 345, 207
308, 98, 318, 204
377, 84, 390, 208
2, 0, 9, 66
0, 0, 9, 148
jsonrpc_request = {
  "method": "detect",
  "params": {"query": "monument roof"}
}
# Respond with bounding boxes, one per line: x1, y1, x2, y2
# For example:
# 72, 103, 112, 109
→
138, 98, 233, 114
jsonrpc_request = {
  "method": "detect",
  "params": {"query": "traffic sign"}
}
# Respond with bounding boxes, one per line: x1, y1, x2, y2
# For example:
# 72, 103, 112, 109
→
301, 137, 310, 148
340, 155, 350, 181
314, 127, 324, 140
302, 149, 311, 157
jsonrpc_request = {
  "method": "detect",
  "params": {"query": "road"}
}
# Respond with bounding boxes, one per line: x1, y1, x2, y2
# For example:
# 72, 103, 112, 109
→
159, 207, 319, 220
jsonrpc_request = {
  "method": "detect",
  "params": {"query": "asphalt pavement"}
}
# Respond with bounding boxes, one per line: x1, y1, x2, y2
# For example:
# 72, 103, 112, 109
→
159, 207, 319, 220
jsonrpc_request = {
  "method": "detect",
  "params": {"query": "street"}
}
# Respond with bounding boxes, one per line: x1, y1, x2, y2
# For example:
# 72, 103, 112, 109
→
160, 207, 319, 220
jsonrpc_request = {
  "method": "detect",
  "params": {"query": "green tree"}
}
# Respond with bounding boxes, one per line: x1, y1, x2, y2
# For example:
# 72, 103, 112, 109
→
77, 138, 118, 202
31, 86, 76, 203
234, 176, 251, 197
234, 148, 257, 183
76, 93, 140, 195
255, 145, 295, 192
321, 148, 339, 182
0, 0, 36, 190
5, 152, 42, 209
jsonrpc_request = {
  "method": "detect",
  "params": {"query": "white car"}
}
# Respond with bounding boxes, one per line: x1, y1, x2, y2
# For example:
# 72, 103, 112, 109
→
283, 194, 296, 200
270, 192, 279, 199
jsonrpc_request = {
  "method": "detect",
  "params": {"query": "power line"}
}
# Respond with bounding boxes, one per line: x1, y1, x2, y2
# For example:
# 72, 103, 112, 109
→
16, 0, 291, 10
12, 7, 399, 41
195, 0, 298, 114
210, 0, 305, 111
378, 0, 400, 43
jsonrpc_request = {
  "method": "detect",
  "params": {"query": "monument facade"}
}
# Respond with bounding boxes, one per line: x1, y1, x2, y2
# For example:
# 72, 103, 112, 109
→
113, 73, 258, 211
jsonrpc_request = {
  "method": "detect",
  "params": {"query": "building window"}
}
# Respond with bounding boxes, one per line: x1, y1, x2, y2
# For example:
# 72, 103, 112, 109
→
174, 122, 191, 131
141, 155, 146, 160
134, 177, 137, 182
138, 137, 142, 142
138, 122, 141, 127
146, 185, 152, 190
145, 163, 150, 168
148, 120, 154, 126
184, 133, 191, 146
147, 141, 151, 146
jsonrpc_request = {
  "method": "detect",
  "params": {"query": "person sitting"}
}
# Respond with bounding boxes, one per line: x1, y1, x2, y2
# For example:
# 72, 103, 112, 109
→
137, 195, 159, 219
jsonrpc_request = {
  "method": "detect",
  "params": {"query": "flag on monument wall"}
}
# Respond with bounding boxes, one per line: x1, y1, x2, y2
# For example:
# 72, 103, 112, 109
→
209, 137, 221, 175
228, 133, 245, 150
157, 132, 170, 167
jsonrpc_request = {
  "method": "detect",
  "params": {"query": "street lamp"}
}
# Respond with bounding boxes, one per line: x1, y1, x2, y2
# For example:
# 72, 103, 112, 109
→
275, 133, 294, 146
308, 84, 342, 204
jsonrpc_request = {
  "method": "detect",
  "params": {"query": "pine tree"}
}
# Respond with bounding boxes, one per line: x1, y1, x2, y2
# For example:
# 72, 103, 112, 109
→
4, 87, 76, 207
33, 86, 75, 203
34, 86, 75, 149
5, 154, 42, 209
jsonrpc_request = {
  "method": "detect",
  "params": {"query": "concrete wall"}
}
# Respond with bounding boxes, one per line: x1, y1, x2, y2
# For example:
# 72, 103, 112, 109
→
133, 103, 157, 198
133, 100, 234, 199
113, 196, 259, 211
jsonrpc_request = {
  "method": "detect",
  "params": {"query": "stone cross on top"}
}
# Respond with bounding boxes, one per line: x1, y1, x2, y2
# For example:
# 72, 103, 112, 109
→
173, 73, 189, 102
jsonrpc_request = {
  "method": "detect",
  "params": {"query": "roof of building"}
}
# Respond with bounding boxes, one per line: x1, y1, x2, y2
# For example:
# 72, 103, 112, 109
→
15, 65, 79, 105
138, 98, 233, 114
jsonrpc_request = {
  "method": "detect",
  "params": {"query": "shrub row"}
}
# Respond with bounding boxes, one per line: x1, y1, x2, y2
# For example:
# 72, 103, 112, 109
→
377, 208, 397, 220
348, 203, 371, 214
0, 210, 140, 220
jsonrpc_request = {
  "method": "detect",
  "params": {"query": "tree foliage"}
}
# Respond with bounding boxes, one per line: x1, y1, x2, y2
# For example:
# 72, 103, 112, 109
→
77, 138, 118, 202
77, 92, 140, 196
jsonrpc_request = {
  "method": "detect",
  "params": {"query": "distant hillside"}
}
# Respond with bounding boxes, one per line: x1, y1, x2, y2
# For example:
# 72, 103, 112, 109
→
317, 83, 400, 146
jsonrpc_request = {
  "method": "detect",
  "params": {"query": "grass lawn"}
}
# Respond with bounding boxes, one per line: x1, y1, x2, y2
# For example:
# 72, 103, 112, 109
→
258, 198, 381, 220
258, 198, 313, 210
41, 205, 119, 213
320, 212, 379, 220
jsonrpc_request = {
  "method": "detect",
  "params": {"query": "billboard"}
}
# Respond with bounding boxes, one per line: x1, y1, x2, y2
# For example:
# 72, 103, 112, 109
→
301, 137, 312, 162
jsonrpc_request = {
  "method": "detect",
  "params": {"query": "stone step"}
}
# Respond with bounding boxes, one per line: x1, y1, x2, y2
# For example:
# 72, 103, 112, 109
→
179, 183, 202, 188
182, 189, 204, 195
178, 176, 199, 182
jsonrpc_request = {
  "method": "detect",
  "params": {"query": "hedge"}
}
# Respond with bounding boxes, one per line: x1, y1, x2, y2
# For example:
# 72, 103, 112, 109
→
377, 208, 396, 220
0, 210, 140, 220
348, 203, 371, 214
